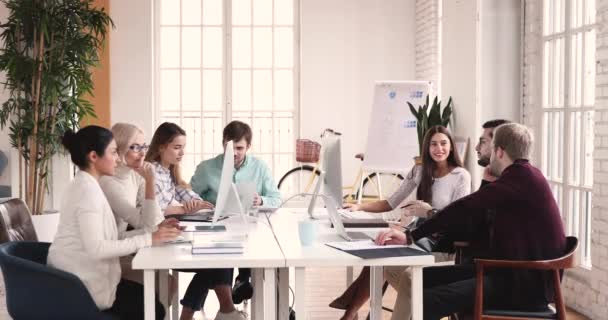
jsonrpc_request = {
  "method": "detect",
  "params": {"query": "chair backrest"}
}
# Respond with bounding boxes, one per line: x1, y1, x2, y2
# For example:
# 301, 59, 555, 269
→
0, 241, 112, 320
0, 199, 38, 243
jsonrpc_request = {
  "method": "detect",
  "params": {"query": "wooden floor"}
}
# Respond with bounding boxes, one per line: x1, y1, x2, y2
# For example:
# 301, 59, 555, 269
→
0, 266, 591, 320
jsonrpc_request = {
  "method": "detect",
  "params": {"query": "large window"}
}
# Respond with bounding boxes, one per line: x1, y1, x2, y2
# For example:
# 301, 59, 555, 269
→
542, 0, 595, 266
155, 0, 299, 183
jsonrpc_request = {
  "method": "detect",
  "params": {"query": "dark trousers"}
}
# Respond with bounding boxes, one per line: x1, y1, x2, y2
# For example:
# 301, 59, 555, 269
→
104, 279, 165, 320
422, 265, 502, 320
236, 268, 251, 282
180, 268, 234, 311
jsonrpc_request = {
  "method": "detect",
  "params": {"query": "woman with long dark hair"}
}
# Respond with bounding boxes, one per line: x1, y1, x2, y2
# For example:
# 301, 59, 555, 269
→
331, 125, 471, 320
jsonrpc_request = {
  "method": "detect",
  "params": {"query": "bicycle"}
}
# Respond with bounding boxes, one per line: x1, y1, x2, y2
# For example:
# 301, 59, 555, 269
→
277, 128, 404, 203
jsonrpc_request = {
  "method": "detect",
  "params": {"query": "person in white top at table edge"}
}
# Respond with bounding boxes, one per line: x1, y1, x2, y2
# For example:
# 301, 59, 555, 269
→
99, 123, 180, 298
47, 126, 182, 320
331, 125, 472, 320
145, 122, 246, 320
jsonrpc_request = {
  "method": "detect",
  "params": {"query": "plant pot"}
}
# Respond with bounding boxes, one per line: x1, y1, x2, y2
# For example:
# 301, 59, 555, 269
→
31, 210, 60, 242
414, 156, 422, 165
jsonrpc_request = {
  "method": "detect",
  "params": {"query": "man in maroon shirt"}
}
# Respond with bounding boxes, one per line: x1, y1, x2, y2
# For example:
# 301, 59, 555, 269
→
376, 123, 567, 319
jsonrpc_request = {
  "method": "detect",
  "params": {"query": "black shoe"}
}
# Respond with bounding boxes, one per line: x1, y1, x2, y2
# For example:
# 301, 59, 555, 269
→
232, 280, 254, 304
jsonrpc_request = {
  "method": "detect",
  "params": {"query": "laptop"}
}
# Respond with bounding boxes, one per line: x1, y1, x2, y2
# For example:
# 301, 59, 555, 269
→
326, 204, 374, 242
166, 209, 216, 222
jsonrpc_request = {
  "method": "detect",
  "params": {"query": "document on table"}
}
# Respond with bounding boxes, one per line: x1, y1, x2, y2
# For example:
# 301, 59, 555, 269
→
325, 240, 405, 251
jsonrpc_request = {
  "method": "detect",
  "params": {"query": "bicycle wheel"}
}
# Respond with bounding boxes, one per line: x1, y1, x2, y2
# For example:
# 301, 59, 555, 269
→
277, 165, 322, 199
356, 172, 404, 201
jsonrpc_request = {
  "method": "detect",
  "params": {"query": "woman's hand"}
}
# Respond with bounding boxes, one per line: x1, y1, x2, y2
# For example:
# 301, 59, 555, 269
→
401, 200, 432, 218
253, 192, 263, 206
134, 161, 155, 183
343, 203, 360, 212
158, 218, 180, 229
374, 228, 409, 246
152, 226, 182, 245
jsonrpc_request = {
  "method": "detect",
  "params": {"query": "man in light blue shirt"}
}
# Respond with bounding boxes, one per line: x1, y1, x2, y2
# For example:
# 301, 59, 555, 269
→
190, 120, 281, 304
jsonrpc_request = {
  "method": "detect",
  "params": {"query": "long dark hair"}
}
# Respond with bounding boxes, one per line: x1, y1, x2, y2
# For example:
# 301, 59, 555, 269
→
416, 125, 463, 204
145, 122, 188, 187
61, 125, 114, 170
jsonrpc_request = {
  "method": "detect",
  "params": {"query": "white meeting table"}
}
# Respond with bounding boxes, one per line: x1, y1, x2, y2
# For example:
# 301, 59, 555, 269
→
266, 208, 435, 320
132, 216, 286, 320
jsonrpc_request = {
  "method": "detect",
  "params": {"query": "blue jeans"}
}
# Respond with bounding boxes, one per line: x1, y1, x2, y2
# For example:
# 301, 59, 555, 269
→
179, 268, 234, 311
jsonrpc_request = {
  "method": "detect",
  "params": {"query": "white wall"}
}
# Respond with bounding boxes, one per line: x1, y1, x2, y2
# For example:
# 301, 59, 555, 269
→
109, 0, 155, 136
301, 0, 416, 184
441, 0, 520, 187
109, 0, 417, 185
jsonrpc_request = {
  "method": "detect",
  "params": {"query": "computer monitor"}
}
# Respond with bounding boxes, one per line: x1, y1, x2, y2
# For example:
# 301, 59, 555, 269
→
307, 134, 343, 217
212, 140, 245, 224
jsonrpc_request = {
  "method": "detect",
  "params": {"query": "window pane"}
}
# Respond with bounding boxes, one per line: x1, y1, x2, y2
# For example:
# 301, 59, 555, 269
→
161, 0, 180, 25
182, 27, 202, 68
181, 116, 202, 153
274, 70, 293, 110
203, 70, 223, 110
232, 70, 251, 110
253, 27, 273, 68
584, 29, 596, 106
274, 27, 293, 68
543, 41, 552, 107
202, 114, 224, 154
161, 27, 180, 68
253, 0, 273, 25
542, 113, 549, 175
161, 70, 180, 111
571, 0, 583, 29
253, 70, 272, 110
203, 0, 223, 25
182, 70, 201, 111
232, 27, 252, 68
584, 111, 594, 187
233, 0, 252, 25
275, 0, 294, 25
549, 111, 564, 181
543, 0, 552, 36
569, 189, 581, 236
161, 111, 181, 126
568, 112, 581, 185
583, 191, 592, 264
553, 38, 564, 107
569, 33, 582, 107
554, 0, 565, 33
203, 27, 223, 68
182, 0, 202, 25
585, 0, 596, 24
274, 115, 294, 153
252, 115, 273, 153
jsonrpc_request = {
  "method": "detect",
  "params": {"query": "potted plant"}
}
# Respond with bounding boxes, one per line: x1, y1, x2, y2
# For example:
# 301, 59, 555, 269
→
408, 94, 453, 163
0, 0, 113, 214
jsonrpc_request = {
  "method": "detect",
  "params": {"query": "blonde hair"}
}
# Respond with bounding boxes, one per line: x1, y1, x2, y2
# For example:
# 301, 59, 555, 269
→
111, 123, 144, 163
493, 123, 533, 160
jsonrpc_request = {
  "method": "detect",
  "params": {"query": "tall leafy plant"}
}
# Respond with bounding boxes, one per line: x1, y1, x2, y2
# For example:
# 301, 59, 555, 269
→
408, 94, 453, 156
0, 0, 113, 214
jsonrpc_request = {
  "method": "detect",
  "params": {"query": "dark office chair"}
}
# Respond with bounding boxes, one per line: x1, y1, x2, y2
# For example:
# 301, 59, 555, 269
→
0, 241, 117, 320
0, 198, 38, 243
473, 236, 578, 320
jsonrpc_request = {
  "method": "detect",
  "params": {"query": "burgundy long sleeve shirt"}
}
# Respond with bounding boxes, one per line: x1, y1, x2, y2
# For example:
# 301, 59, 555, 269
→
412, 159, 567, 307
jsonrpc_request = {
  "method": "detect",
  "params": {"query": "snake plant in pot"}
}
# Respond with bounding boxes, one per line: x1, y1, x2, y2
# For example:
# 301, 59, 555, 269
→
408, 94, 453, 161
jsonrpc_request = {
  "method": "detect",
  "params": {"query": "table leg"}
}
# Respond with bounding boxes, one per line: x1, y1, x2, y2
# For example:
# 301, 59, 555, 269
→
277, 268, 290, 320
294, 267, 306, 320
171, 270, 180, 320
369, 266, 383, 320
411, 266, 423, 320
346, 266, 354, 286
251, 268, 264, 320
144, 269, 156, 320
264, 268, 277, 320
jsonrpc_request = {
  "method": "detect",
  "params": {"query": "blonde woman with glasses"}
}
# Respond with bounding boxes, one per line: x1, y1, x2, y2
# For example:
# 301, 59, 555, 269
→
99, 123, 179, 291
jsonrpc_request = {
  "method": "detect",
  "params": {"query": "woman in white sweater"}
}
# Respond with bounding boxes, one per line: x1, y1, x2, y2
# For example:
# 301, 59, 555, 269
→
48, 125, 181, 320
99, 123, 176, 287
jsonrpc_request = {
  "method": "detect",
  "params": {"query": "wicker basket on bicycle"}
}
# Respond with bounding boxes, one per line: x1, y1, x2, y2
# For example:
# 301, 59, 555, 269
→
295, 139, 321, 163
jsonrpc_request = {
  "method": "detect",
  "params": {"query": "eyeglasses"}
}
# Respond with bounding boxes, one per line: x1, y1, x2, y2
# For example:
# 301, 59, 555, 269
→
128, 143, 150, 153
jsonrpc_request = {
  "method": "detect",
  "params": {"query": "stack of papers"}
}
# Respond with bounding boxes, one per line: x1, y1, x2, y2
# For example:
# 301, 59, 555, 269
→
192, 233, 247, 254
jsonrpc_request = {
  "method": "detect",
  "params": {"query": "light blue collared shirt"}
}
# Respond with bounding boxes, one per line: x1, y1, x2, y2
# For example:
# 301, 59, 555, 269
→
190, 154, 282, 207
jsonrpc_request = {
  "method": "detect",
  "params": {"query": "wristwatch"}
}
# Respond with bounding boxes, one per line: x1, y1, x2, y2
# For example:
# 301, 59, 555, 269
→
403, 228, 413, 245
426, 208, 439, 218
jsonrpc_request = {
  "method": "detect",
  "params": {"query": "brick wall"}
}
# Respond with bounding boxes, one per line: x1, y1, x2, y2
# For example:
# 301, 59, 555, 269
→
415, 0, 440, 93
522, 0, 608, 318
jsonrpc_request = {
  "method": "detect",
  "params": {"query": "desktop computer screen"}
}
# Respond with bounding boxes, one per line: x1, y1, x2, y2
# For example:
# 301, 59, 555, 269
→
212, 140, 244, 224
307, 134, 343, 216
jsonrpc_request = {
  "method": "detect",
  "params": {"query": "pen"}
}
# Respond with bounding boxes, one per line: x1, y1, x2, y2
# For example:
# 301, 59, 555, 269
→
399, 203, 414, 209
